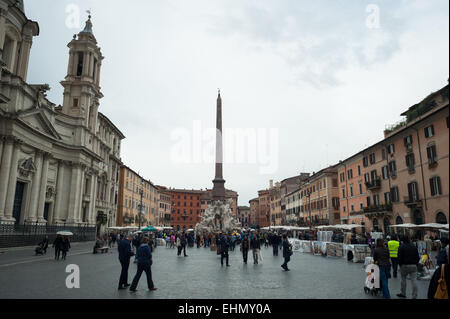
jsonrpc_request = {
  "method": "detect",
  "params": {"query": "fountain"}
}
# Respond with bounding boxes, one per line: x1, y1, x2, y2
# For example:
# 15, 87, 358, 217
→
195, 91, 241, 234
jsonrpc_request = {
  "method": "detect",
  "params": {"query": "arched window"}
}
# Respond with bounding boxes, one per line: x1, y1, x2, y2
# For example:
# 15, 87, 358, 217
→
436, 212, 447, 224
395, 216, 403, 225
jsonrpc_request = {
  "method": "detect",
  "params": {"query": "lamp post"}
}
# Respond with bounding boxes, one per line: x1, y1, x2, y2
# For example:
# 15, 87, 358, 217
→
139, 179, 144, 229
306, 190, 312, 230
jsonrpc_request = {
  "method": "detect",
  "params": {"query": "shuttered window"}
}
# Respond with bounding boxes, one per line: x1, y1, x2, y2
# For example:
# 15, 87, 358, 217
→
430, 177, 442, 196
424, 125, 434, 138
427, 145, 437, 162
406, 153, 415, 171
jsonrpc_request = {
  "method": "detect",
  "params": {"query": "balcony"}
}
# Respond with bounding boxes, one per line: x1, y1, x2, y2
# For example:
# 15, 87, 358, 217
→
428, 158, 438, 168
363, 204, 392, 213
365, 178, 381, 190
404, 196, 422, 207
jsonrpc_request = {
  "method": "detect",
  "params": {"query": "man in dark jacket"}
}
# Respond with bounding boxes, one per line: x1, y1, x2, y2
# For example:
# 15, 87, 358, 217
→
181, 232, 188, 257
220, 234, 230, 266
272, 234, 280, 256
250, 233, 261, 264
397, 236, 420, 299
281, 234, 292, 271
53, 235, 63, 260
132, 234, 142, 263
240, 234, 250, 264
118, 234, 134, 290
130, 237, 157, 292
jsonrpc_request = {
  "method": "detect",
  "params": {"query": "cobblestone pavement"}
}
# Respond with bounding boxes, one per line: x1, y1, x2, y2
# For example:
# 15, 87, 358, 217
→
0, 242, 432, 299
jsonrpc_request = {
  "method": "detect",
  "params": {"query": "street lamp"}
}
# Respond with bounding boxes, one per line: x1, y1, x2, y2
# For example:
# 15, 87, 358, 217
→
306, 190, 312, 230
139, 179, 144, 229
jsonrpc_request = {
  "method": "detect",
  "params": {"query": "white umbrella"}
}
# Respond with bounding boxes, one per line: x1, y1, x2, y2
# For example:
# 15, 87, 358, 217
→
57, 231, 73, 236
390, 223, 417, 228
186, 229, 194, 232
414, 223, 448, 229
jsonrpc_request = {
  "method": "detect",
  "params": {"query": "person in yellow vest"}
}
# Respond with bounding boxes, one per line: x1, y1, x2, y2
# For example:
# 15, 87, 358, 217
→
388, 234, 400, 278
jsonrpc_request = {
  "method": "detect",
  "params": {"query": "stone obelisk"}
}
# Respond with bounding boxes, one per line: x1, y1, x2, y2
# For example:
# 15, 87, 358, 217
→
212, 90, 226, 201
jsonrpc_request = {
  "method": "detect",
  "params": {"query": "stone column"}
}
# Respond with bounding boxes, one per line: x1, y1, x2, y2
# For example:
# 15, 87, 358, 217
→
96, 63, 101, 86
67, 163, 81, 224
72, 52, 78, 75
82, 51, 89, 76
67, 51, 74, 76
0, 137, 3, 167
75, 166, 85, 222
0, 137, 15, 220
89, 52, 94, 78
16, 34, 32, 81
3, 140, 21, 222
36, 153, 51, 223
89, 173, 98, 225
0, 9, 6, 55
27, 150, 43, 223
52, 160, 65, 224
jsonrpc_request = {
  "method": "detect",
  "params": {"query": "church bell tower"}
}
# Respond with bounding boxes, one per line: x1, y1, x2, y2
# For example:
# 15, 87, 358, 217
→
60, 14, 104, 133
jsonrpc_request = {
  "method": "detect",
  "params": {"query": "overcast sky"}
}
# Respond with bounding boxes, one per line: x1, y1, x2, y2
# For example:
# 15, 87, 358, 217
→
25, 0, 449, 206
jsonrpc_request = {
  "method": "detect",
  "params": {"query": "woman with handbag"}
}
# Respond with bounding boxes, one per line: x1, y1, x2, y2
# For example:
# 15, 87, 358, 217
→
428, 246, 448, 299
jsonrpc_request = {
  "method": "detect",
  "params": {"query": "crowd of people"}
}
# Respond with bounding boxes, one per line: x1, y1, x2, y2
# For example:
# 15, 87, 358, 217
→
32, 226, 447, 299
372, 234, 448, 299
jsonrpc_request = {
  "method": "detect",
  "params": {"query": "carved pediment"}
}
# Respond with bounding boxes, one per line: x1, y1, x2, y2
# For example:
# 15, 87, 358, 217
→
17, 109, 61, 140
18, 157, 36, 177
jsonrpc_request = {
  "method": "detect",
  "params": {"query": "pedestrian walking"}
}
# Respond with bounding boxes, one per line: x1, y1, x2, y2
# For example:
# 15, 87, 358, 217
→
230, 234, 236, 251
61, 236, 70, 260
281, 234, 292, 271
220, 234, 230, 267
272, 233, 280, 256
53, 234, 63, 260
264, 233, 269, 248
129, 237, 157, 292
397, 236, 420, 299
118, 234, 134, 290
436, 238, 449, 268
111, 232, 117, 248
176, 235, 182, 256
132, 234, 142, 263
250, 233, 261, 264
181, 232, 188, 257
196, 234, 201, 248
170, 234, 175, 248
373, 238, 391, 299
388, 234, 400, 278
240, 234, 250, 264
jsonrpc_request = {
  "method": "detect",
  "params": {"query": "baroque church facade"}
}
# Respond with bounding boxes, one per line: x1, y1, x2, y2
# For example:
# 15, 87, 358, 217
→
0, 0, 124, 235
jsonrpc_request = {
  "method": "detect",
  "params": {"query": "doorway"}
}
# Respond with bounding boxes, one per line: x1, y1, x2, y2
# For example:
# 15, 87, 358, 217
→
13, 182, 25, 225
43, 203, 50, 222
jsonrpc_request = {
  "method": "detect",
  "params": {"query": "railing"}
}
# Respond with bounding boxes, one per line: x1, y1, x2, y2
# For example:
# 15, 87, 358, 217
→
365, 178, 381, 190
0, 222, 96, 249
363, 204, 393, 213
428, 157, 438, 168
404, 196, 422, 206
